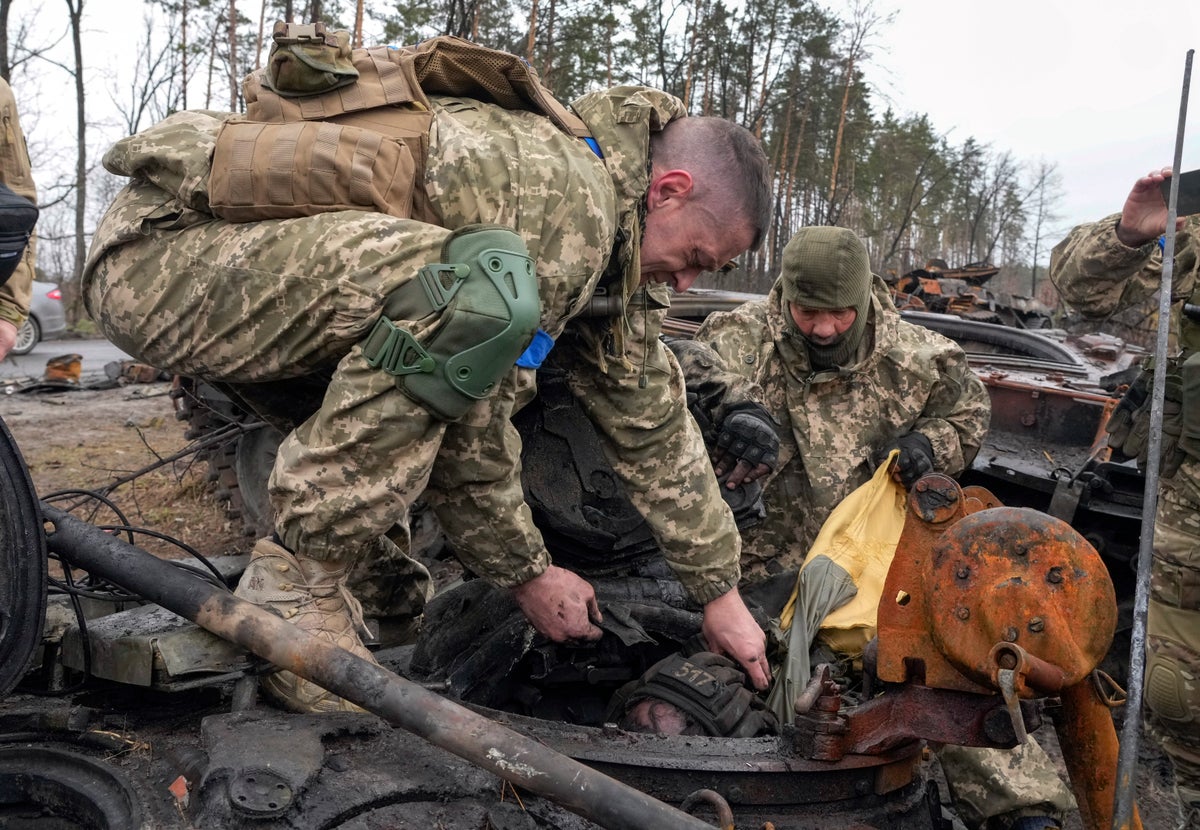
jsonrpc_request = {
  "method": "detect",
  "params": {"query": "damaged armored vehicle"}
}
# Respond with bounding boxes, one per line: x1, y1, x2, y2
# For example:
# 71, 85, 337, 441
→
0, 282, 1145, 828
887, 259, 1054, 330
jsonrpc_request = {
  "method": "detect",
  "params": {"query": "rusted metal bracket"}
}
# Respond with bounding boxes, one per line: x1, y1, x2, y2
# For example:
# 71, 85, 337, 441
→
790, 663, 1042, 762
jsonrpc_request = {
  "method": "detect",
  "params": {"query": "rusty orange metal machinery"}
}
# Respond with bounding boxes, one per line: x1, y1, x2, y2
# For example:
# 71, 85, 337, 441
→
875, 473, 1139, 830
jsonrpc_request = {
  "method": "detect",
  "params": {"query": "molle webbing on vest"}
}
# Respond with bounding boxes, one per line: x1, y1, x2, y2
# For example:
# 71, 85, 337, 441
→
209, 33, 591, 227
244, 36, 591, 141
246, 45, 424, 124
407, 37, 591, 140
208, 119, 420, 222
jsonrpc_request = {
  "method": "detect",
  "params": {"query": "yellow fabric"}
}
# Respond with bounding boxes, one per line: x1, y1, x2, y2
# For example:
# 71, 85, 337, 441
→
779, 449, 906, 655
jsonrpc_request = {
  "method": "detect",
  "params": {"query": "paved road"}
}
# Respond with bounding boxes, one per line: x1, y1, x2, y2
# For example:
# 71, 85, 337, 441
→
0, 337, 134, 381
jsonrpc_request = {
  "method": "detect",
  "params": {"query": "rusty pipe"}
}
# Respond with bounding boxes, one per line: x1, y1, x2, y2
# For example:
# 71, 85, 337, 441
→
1053, 678, 1142, 830
40, 505, 715, 830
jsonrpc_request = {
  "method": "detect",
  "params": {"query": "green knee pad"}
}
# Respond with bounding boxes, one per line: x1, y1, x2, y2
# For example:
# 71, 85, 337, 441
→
364, 224, 540, 420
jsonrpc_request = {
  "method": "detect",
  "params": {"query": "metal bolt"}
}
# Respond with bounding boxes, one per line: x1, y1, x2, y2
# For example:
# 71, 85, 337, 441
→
1047, 567, 1063, 585
726, 786, 744, 803
916, 480, 928, 492
956, 566, 971, 579
1014, 545, 1028, 557
1028, 617, 1045, 633
1003, 627, 1019, 643
956, 606, 970, 621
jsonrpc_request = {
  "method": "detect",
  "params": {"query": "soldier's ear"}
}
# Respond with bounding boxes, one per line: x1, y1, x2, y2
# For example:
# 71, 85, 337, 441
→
647, 169, 694, 211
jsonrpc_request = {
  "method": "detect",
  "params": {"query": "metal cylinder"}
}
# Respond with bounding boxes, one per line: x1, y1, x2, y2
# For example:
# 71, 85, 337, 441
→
40, 505, 714, 830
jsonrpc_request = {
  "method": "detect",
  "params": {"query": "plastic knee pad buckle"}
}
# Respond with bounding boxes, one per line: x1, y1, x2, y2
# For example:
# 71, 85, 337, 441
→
1145, 653, 1197, 723
369, 225, 539, 419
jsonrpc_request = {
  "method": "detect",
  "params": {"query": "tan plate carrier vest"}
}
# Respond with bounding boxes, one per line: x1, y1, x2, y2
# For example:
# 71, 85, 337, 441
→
208, 23, 592, 227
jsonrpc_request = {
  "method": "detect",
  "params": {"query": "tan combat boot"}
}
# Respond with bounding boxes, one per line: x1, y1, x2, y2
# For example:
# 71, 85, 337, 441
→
234, 537, 379, 713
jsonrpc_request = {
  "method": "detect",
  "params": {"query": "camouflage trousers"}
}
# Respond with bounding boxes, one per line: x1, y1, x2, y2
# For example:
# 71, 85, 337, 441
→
938, 739, 1075, 829
1146, 455, 1200, 810
84, 99, 613, 594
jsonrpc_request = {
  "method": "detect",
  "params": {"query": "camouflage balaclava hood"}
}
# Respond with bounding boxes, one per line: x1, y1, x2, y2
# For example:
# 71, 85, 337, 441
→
779, 226, 871, 370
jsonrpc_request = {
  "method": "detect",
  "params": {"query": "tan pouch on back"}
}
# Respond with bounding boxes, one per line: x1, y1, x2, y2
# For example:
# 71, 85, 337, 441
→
208, 119, 418, 221
206, 27, 589, 225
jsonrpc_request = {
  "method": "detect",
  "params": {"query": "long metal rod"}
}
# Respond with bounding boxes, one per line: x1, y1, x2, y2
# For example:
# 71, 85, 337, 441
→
1113, 48, 1194, 830
40, 505, 715, 830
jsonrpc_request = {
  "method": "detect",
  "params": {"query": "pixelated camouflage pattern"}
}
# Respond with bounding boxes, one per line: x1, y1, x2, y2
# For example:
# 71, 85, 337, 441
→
689, 276, 990, 581
1050, 215, 1200, 805
678, 274, 1066, 824
0, 77, 36, 328
1049, 214, 1200, 353
83, 88, 742, 604
937, 739, 1075, 829
560, 284, 741, 602
347, 532, 433, 620
1146, 458, 1200, 801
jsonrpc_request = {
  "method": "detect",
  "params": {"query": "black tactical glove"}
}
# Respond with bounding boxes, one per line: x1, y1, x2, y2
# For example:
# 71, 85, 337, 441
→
873, 431, 934, 488
714, 402, 780, 476
1105, 372, 1148, 455
1118, 373, 1186, 478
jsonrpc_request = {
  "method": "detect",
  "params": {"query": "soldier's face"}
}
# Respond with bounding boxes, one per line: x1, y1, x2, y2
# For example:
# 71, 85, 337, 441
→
640, 171, 753, 292
788, 303, 857, 345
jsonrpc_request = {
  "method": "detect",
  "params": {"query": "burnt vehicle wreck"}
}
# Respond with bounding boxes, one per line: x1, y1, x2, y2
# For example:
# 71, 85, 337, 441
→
0, 288, 1148, 829
0, 409, 1132, 829
887, 259, 1054, 330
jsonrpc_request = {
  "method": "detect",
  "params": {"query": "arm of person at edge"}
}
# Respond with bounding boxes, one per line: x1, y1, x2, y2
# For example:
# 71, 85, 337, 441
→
1115, 167, 1188, 248
0, 319, 16, 360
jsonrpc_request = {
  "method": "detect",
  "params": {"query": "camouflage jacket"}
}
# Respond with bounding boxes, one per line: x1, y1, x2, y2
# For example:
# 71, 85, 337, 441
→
549, 87, 742, 602
0, 78, 36, 329
1049, 213, 1200, 354
686, 277, 990, 580
83, 87, 743, 604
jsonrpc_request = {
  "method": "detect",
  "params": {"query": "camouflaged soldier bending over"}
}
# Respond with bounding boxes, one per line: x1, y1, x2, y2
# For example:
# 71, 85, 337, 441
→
1050, 167, 1200, 830
82, 28, 772, 713
669, 227, 1076, 830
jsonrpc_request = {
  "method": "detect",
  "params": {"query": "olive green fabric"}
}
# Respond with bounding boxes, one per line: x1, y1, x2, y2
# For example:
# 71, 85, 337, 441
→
780, 226, 872, 311
265, 25, 358, 97
778, 226, 871, 368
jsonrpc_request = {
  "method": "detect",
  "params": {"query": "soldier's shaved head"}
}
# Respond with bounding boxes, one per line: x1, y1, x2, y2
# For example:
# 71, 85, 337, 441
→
650, 117, 772, 250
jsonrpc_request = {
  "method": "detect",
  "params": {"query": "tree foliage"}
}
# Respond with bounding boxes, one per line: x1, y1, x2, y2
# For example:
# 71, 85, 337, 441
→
20, 0, 1064, 310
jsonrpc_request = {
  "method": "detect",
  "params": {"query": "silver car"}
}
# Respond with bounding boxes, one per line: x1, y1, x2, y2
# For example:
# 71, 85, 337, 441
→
10, 280, 66, 355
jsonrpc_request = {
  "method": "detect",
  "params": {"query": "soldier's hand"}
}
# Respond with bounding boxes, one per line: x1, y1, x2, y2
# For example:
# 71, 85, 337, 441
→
511, 565, 603, 643
713, 403, 779, 489
1117, 167, 1186, 248
873, 431, 934, 488
701, 588, 770, 690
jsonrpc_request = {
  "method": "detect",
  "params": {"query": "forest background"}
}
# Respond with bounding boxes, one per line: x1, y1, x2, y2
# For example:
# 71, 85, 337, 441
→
0, 0, 1186, 338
